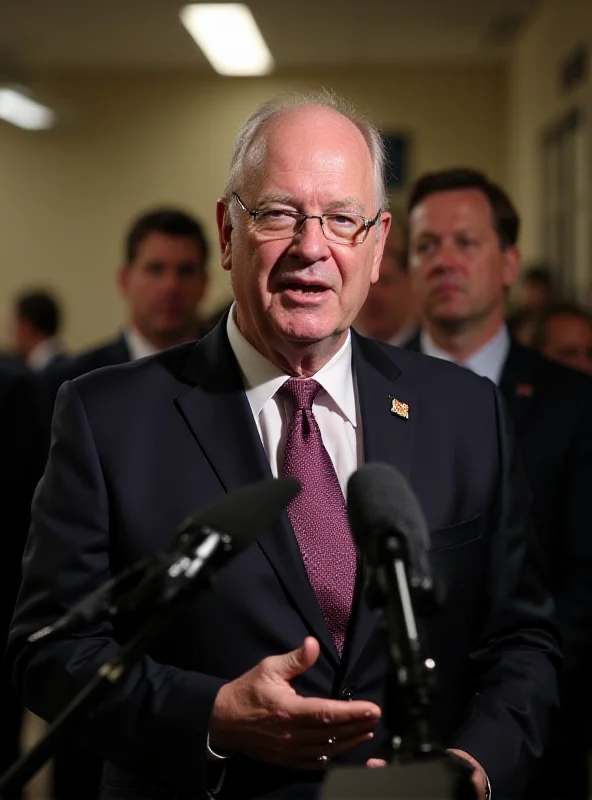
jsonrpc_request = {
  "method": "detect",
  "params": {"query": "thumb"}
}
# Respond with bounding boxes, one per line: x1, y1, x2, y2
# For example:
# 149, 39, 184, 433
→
272, 637, 320, 681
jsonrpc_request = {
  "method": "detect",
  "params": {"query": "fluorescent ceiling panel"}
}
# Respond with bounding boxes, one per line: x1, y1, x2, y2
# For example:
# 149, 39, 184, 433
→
0, 89, 55, 130
180, 4, 274, 76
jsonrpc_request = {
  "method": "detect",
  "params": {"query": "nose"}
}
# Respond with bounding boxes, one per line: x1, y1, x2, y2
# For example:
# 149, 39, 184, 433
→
429, 239, 464, 275
290, 216, 331, 263
159, 268, 183, 294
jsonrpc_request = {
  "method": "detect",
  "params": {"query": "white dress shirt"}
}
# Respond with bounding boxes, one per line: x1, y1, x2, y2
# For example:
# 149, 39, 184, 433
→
420, 325, 510, 386
27, 337, 66, 371
206, 308, 363, 771
124, 327, 159, 361
226, 306, 363, 494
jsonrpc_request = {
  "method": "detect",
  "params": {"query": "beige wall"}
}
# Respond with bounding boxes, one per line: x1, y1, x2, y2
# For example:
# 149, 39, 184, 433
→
508, 0, 592, 294
0, 65, 507, 350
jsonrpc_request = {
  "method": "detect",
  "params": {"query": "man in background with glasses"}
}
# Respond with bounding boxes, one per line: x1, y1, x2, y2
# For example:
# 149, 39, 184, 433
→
9, 92, 558, 800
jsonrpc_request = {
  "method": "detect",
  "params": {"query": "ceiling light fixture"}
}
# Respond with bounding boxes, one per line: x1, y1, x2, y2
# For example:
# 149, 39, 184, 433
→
180, 3, 274, 76
0, 88, 55, 130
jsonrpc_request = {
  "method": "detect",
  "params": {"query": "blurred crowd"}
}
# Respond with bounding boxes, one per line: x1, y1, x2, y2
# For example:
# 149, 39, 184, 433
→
2, 166, 592, 800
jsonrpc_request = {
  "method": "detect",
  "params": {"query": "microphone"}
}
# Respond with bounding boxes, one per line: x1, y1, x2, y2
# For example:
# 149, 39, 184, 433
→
29, 476, 300, 643
346, 462, 440, 758
347, 462, 434, 600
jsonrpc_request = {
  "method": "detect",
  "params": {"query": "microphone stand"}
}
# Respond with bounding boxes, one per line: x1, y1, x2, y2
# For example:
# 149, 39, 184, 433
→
371, 530, 440, 761
322, 532, 476, 799
0, 527, 233, 798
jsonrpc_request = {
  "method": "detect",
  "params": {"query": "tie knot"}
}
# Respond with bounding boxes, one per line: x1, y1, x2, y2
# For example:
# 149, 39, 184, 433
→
279, 378, 321, 411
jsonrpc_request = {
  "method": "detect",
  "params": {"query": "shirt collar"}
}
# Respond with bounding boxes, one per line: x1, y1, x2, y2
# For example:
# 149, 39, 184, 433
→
27, 337, 64, 370
124, 326, 159, 361
226, 304, 357, 425
420, 325, 510, 385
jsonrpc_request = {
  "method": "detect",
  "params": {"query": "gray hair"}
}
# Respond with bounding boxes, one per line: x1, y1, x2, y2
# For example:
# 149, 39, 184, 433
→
223, 89, 389, 216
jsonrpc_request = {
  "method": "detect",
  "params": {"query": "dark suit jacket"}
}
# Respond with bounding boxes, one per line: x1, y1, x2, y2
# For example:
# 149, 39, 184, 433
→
45, 333, 131, 393
405, 332, 592, 681
8, 325, 559, 800
41, 334, 131, 429
0, 359, 45, 651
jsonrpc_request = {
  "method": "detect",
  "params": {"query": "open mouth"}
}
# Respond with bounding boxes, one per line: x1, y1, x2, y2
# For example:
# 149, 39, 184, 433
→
280, 282, 329, 294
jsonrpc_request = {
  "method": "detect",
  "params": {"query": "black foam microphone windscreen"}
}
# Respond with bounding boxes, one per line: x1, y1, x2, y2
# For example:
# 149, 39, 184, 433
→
347, 462, 432, 587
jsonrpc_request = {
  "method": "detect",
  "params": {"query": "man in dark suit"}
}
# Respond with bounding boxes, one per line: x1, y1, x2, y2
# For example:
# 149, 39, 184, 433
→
0, 357, 45, 797
8, 95, 559, 800
531, 302, 592, 375
10, 289, 68, 371
403, 167, 592, 799
354, 211, 418, 345
46, 207, 210, 396
39, 208, 211, 800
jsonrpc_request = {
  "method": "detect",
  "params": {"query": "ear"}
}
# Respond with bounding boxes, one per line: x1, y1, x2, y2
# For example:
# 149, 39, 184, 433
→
197, 270, 209, 303
370, 213, 392, 285
117, 265, 130, 296
217, 199, 233, 272
502, 245, 520, 288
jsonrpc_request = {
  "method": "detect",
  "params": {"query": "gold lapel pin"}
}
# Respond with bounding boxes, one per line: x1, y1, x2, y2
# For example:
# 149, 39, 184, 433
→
390, 397, 409, 419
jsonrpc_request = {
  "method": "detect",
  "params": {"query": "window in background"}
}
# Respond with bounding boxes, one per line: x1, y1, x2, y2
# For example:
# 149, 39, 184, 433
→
542, 108, 590, 303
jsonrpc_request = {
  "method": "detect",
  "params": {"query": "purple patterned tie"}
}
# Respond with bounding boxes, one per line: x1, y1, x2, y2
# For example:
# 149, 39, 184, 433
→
279, 378, 358, 654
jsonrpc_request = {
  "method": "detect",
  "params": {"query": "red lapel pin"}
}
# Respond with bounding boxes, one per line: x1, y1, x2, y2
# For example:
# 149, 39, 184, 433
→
516, 383, 534, 398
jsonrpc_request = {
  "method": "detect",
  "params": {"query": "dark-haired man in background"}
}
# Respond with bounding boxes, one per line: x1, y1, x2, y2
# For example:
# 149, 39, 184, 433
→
355, 212, 418, 345
43, 206, 210, 799
11, 289, 68, 371
515, 264, 556, 313
532, 302, 592, 376
404, 167, 592, 800
49, 207, 210, 387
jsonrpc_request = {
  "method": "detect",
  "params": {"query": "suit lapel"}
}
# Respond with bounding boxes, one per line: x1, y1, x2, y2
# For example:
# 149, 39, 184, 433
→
498, 340, 539, 433
346, 333, 418, 671
176, 322, 338, 664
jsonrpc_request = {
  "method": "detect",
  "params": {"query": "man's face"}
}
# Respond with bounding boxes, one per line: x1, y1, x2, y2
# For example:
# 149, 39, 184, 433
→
217, 107, 390, 358
10, 316, 35, 359
542, 313, 592, 375
409, 189, 518, 331
118, 231, 207, 343
356, 225, 413, 341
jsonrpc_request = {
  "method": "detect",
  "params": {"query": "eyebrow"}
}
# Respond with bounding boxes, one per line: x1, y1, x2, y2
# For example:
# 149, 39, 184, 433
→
257, 193, 366, 214
415, 227, 480, 238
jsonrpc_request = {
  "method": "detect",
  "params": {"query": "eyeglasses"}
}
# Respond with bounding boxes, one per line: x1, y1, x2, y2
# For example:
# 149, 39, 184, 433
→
232, 193, 381, 246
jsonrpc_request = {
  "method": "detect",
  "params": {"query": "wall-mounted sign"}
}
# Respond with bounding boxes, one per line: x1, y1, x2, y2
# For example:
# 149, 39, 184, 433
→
382, 132, 411, 190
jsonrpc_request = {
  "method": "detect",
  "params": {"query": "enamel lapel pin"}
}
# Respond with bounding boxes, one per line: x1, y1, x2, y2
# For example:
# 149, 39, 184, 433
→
390, 397, 409, 420
516, 383, 534, 398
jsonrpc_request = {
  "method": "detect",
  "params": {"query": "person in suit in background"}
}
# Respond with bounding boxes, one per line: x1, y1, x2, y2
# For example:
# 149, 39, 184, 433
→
0, 357, 45, 799
404, 167, 592, 800
48, 207, 210, 387
10, 290, 68, 371
354, 211, 418, 345
531, 302, 592, 375
514, 264, 557, 313
8, 93, 559, 800
39, 207, 210, 800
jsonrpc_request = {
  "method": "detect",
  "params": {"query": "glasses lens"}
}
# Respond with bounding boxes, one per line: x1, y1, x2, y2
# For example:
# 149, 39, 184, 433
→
324, 214, 367, 245
254, 210, 298, 237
